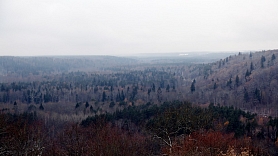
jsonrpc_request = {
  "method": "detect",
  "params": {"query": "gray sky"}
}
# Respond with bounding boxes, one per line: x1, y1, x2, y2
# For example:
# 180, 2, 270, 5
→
1, 0, 278, 56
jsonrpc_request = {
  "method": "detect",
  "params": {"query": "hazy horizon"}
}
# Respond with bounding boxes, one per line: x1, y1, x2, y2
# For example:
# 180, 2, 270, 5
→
1, 1, 278, 56
0, 50, 243, 57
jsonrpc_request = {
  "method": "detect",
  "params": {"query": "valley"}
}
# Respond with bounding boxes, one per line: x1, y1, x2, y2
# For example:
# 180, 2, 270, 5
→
1, 50, 278, 155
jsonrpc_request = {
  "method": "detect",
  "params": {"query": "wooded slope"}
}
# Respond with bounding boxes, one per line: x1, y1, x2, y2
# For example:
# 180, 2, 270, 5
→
187, 50, 278, 116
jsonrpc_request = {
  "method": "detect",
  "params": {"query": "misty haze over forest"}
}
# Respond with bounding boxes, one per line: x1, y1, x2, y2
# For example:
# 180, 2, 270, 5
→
1, 50, 278, 155
1, 0, 278, 155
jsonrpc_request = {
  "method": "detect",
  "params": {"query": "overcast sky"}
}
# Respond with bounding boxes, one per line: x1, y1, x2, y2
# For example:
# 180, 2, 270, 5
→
1, 0, 278, 56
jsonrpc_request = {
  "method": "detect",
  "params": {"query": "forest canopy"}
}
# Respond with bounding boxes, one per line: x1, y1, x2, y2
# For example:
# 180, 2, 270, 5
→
1, 50, 278, 155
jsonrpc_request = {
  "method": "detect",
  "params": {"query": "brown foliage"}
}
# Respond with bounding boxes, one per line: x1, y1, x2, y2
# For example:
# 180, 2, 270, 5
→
0, 114, 45, 155
1, 113, 155, 156
45, 123, 152, 156
161, 131, 270, 156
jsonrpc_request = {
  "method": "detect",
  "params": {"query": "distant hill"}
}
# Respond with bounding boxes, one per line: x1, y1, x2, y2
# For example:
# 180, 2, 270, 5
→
131, 52, 238, 64
0, 55, 138, 78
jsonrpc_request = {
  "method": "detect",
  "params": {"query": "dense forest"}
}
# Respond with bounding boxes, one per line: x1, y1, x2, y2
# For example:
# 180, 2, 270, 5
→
1, 50, 278, 155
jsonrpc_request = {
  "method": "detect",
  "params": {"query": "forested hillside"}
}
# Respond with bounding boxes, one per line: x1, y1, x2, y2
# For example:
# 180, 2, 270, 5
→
1, 50, 278, 155
1, 101, 278, 155
187, 50, 278, 116
0, 50, 277, 116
